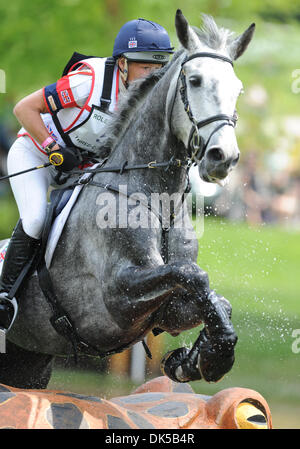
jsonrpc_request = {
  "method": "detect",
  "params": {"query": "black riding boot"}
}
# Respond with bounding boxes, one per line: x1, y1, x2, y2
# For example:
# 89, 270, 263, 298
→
0, 220, 40, 331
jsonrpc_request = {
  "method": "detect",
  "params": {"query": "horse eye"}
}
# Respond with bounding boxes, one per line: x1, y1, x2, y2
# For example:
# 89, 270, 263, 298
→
189, 76, 202, 88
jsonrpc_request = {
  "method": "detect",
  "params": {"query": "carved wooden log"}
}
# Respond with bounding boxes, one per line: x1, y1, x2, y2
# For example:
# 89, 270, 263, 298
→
0, 376, 272, 429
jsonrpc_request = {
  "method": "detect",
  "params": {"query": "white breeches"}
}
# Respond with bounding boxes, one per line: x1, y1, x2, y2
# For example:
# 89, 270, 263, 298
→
7, 136, 61, 239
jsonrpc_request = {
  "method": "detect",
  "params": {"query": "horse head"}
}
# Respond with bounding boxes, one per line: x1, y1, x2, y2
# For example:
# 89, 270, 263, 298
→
172, 9, 255, 185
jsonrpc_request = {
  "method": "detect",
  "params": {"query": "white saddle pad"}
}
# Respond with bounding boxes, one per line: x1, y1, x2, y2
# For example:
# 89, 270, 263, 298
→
45, 163, 101, 268
44, 184, 84, 268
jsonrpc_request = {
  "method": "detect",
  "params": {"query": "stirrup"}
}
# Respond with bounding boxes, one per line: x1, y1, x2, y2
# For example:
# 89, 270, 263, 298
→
0, 292, 18, 332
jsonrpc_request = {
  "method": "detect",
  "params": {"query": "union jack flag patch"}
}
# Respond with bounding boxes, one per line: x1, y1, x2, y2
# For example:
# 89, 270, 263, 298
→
128, 40, 137, 49
61, 89, 72, 104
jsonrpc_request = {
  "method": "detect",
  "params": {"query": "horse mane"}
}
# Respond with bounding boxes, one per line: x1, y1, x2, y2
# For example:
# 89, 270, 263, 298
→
101, 14, 234, 154
102, 50, 184, 153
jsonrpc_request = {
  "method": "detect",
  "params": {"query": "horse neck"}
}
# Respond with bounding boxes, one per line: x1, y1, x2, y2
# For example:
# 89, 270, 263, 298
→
103, 68, 188, 196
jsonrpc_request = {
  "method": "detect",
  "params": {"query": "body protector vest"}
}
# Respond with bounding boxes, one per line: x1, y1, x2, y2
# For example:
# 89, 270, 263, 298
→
20, 57, 118, 157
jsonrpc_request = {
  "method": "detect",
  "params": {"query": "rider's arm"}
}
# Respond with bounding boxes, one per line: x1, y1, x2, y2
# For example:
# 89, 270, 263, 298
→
13, 89, 60, 151
14, 69, 92, 152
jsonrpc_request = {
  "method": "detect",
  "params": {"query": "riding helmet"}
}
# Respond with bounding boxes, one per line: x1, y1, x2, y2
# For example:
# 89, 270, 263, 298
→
113, 18, 174, 65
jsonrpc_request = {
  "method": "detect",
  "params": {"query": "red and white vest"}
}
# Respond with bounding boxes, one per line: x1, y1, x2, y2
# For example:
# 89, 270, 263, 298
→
19, 57, 120, 156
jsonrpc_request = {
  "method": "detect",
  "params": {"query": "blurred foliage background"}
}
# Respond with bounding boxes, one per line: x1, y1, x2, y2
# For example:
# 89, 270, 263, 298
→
1, 0, 300, 182
0, 0, 300, 429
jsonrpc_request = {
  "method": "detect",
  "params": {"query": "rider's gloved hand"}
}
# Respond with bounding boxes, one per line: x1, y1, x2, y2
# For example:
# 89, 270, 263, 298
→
48, 146, 82, 172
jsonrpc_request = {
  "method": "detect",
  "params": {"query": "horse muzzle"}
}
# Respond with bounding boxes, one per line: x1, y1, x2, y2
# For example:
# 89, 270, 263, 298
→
198, 148, 240, 186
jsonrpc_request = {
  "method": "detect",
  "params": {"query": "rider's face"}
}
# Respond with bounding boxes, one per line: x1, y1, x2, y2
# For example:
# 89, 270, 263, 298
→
118, 58, 162, 84
127, 62, 162, 82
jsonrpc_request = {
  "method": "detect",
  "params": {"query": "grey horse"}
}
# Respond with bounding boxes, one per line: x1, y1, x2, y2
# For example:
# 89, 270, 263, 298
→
0, 10, 255, 388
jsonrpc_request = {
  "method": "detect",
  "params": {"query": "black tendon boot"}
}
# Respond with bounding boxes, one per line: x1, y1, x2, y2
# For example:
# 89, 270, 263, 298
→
0, 220, 40, 331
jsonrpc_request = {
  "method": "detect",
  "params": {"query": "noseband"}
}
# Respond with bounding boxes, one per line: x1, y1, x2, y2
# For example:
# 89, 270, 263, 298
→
179, 52, 238, 163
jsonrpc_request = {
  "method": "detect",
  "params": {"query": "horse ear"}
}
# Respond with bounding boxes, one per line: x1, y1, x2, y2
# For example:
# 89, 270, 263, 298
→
228, 23, 256, 60
175, 9, 199, 51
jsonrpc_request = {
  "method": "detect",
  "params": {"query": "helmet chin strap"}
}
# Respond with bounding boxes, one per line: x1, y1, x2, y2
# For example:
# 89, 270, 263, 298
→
118, 58, 129, 89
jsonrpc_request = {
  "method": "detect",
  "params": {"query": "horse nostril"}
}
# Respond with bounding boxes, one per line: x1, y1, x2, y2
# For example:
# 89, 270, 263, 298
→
207, 147, 225, 162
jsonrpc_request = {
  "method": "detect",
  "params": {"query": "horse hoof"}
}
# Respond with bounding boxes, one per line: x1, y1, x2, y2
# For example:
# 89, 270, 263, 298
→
199, 349, 235, 383
160, 347, 190, 383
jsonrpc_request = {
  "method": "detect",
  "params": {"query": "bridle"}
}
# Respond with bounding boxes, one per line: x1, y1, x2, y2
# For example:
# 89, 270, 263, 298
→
178, 52, 238, 163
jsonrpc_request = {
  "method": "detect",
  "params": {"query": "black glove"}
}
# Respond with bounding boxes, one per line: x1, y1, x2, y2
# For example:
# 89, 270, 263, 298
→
48, 146, 83, 172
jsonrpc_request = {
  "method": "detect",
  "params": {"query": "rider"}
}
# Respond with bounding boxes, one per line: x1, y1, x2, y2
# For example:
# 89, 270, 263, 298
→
0, 18, 174, 332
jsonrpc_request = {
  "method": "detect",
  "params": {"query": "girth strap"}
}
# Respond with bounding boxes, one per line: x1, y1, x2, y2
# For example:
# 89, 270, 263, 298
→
36, 189, 88, 362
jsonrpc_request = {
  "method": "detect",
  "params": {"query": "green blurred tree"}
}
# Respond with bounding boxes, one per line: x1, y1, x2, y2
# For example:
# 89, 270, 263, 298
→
0, 0, 299, 153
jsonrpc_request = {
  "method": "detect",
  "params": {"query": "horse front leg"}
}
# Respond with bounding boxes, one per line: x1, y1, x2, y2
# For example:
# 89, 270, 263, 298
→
160, 290, 236, 383
113, 261, 237, 382
154, 287, 233, 334
111, 262, 209, 329
112, 260, 211, 326
166, 262, 237, 356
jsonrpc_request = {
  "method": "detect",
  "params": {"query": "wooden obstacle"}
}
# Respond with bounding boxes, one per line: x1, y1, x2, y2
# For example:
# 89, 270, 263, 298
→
0, 376, 272, 429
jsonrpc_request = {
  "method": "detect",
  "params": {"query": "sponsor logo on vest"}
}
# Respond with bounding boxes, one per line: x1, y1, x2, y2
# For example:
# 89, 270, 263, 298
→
93, 112, 110, 125
74, 135, 97, 151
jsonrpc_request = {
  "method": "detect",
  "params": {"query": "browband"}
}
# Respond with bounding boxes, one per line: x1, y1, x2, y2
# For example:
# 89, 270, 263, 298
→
182, 52, 233, 67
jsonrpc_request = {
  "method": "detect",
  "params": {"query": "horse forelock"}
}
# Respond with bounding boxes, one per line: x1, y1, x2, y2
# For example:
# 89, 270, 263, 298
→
193, 14, 235, 51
